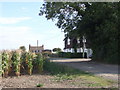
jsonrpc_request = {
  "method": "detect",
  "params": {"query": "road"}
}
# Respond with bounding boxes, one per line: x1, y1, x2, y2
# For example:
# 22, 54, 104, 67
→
50, 58, 119, 82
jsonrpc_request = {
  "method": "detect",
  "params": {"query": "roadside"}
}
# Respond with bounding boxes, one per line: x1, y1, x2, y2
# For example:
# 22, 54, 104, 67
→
50, 58, 119, 82
1, 73, 75, 88
1, 58, 118, 88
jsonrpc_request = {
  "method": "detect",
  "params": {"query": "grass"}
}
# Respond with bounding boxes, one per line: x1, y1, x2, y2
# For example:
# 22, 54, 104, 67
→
43, 59, 117, 88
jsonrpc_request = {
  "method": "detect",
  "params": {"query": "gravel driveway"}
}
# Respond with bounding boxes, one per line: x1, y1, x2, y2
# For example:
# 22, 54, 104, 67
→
50, 58, 119, 81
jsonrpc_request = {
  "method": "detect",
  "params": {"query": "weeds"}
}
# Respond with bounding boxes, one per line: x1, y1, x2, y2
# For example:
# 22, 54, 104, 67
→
36, 83, 43, 87
44, 59, 116, 87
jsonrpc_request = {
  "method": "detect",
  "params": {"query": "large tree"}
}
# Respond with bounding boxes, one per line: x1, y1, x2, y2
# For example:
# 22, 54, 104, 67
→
39, 2, 119, 63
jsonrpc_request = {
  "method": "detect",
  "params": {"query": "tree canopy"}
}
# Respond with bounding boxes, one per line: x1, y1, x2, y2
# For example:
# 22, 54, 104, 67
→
53, 48, 62, 53
39, 2, 119, 64
19, 46, 26, 52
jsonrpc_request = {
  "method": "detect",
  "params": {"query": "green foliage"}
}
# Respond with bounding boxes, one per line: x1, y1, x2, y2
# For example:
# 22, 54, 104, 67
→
19, 46, 26, 52
35, 54, 44, 73
2, 51, 9, 77
11, 51, 21, 76
39, 2, 118, 64
20, 52, 27, 71
36, 83, 43, 87
1, 50, 45, 77
58, 52, 87, 58
80, 3, 118, 63
0, 53, 2, 75
43, 60, 116, 87
26, 52, 33, 75
58, 52, 71, 58
44, 59, 88, 76
52, 48, 61, 53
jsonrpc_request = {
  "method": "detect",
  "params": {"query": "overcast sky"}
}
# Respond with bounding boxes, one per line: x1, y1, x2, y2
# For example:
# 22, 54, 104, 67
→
0, 2, 65, 51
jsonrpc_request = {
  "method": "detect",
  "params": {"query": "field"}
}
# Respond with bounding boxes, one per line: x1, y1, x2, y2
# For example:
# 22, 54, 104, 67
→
1, 60, 118, 88
0, 51, 118, 88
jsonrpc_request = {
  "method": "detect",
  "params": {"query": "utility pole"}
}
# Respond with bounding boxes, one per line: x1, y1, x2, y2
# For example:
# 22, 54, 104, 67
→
37, 40, 38, 53
82, 36, 86, 58
37, 40, 38, 47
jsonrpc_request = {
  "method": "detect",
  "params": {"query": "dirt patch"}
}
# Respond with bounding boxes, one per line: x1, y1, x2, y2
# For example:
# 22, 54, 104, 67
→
1, 73, 71, 88
1, 72, 118, 88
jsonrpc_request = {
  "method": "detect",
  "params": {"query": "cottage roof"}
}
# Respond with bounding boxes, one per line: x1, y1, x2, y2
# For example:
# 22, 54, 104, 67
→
29, 44, 44, 50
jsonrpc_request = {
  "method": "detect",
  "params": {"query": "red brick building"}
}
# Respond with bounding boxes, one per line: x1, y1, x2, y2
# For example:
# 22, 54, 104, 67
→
63, 35, 92, 58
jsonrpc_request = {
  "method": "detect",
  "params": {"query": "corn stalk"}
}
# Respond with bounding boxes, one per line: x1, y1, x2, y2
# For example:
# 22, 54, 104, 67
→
20, 51, 27, 71
11, 51, 21, 76
8, 51, 13, 74
2, 51, 9, 77
26, 52, 33, 75
0, 52, 2, 76
35, 54, 44, 73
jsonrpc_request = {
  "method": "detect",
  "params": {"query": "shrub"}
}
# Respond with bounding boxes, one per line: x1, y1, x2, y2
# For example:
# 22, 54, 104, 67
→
58, 52, 87, 58
36, 83, 43, 87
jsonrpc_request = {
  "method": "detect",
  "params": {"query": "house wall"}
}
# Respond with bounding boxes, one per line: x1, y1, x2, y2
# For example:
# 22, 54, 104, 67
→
29, 45, 44, 54
64, 36, 93, 58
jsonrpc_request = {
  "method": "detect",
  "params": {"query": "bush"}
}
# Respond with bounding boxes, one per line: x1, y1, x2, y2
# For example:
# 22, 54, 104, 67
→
58, 52, 87, 58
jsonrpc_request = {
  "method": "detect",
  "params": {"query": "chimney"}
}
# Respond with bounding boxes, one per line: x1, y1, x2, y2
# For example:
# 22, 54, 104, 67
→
29, 44, 31, 51
42, 45, 44, 50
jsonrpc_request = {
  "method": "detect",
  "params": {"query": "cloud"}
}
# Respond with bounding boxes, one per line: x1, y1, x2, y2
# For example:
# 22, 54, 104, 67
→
0, 25, 65, 50
0, 26, 30, 33
0, 26, 45, 50
0, 17, 32, 24
0, 26, 31, 49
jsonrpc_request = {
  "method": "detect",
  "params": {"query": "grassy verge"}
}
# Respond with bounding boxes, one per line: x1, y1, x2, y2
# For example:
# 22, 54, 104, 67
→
43, 59, 118, 88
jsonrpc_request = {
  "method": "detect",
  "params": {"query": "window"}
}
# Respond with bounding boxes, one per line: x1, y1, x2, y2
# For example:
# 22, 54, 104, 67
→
68, 38, 70, 45
77, 38, 80, 43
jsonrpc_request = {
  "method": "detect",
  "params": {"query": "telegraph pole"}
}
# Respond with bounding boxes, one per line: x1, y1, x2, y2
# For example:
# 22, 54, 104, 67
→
37, 40, 38, 53
82, 36, 86, 58
37, 40, 38, 47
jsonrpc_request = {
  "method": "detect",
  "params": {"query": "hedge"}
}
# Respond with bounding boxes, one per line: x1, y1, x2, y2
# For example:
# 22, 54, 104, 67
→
58, 52, 87, 58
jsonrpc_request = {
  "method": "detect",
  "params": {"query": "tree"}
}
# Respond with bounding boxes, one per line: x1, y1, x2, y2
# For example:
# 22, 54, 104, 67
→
78, 3, 118, 63
53, 48, 61, 53
39, 2, 118, 63
19, 46, 26, 52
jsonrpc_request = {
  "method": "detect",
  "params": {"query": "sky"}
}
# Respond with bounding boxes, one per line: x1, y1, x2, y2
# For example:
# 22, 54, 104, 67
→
0, 2, 65, 51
